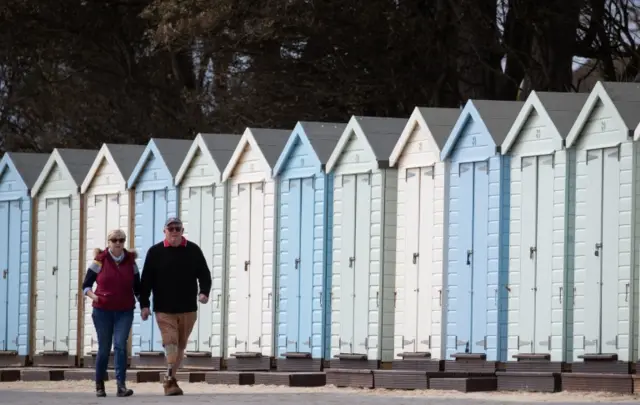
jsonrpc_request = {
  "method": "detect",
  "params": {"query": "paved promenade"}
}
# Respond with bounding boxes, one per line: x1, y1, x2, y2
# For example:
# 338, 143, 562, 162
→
2, 382, 640, 405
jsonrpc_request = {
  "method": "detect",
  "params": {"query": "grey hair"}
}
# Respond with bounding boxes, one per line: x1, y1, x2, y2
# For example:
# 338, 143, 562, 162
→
107, 229, 127, 241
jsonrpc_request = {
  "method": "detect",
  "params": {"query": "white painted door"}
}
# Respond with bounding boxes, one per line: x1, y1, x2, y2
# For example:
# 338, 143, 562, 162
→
186, 186, 215, 353
533, 155, 554, 354
518, 156, 537, 353
88, 194, 120, 353
43, 197, 72, 352
339, 175, 356, 353
583, 150, 603, 355
582, 147, 623, 356
601, 148, 622, 355
234, 184, 251, 352
248, 182, 265, 352
353, 173, 371, 355
416, 166, 435, 353
517, 155, 555, 354
402, 168, 420, 351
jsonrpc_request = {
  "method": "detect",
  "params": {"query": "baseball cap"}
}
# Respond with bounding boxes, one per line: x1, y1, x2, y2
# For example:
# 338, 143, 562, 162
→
164, 217, 183, 228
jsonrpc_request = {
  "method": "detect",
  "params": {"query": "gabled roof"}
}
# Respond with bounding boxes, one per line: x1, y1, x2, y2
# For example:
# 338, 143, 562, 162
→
221, 127, 291, 182
440, 100, 524, 160
325, 115, 408, 172
175, 133, 241, 185
0, 152, 50, 190
389, 107, 460, 167
416, 107, 462, 150
272, 121, 346, 175
568, 81, 640, 146
200, 133, 242, 169
127, 138, 193, 188
80, 143, 146, 193
152, 138, 193, 177
502, 91, 589, 153
31, 148, 98, 197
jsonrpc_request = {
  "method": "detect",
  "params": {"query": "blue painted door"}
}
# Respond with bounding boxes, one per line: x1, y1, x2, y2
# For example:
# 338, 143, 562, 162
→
470, 161, 489, 354
453, 163, 474, 354
284, 177, 315, 354
285, 179, 302, 352
0, 200, 20, 351
298, 178, 315, 354
139, 189, 168, 353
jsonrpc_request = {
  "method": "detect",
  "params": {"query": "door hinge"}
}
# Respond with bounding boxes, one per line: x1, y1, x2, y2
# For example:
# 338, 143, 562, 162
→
402, 337, 415, 347
420, 336, 432, 349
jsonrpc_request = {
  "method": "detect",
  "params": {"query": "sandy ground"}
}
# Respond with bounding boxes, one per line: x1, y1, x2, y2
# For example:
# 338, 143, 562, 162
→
2, 381, 640, 404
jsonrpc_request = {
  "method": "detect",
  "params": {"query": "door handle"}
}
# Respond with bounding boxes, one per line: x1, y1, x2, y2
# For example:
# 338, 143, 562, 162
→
52, 266, 58, 275
412, 252, 419, 264
349, 257, 355, 268
2, 269, 6, 279
244, 260, 250, 271
319, 292, 322, 308
294, 258, 300, 270
559, 287, 563, 304
466, 250, 472, 265
594, 243, 602, 256
626, 283, 630, 302
529, 246, 536, 259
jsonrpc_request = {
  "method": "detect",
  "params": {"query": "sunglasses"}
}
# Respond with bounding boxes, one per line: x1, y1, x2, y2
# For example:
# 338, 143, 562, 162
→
109, 238, 126, 244
166, 226, 183, 232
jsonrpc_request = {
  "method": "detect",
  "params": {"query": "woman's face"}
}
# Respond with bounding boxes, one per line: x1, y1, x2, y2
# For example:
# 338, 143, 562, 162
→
108, 233, 126, 255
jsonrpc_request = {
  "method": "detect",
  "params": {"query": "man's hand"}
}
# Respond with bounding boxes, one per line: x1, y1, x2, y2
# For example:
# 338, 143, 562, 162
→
198, 294, 209, 304
141, 307, 151, 321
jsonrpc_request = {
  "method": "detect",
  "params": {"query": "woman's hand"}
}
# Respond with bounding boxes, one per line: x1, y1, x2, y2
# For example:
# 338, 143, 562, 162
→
87, 291, 99, 303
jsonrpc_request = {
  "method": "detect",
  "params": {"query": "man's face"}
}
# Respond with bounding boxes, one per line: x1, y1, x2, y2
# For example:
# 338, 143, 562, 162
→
164, 223, 184, 245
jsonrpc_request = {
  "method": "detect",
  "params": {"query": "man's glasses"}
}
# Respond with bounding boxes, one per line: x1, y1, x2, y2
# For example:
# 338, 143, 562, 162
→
166, 226, 182, 233
110, 238, 125, 244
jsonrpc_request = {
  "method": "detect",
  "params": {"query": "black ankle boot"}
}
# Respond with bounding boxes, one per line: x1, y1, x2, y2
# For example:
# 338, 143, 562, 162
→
96, 381, 106, 397
117, 382, 134, 397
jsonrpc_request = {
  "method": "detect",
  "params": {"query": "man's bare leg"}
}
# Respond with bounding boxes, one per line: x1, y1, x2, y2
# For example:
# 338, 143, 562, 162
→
171, 348, 185, 375
164, 343, 179, 377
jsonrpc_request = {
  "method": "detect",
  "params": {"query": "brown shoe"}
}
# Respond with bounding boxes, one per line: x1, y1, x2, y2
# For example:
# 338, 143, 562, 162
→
163, 376, 184, 396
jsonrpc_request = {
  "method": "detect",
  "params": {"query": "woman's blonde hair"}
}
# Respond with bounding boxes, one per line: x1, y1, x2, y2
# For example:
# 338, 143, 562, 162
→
107, 229, 127, 241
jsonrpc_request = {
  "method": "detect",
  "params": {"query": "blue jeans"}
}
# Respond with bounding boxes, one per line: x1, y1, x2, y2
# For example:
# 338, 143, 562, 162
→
92, 308, 134, 383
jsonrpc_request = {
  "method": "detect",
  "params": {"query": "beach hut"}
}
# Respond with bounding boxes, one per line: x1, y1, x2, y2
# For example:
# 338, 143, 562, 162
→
271, 121, 345, 371
221, 127, 291, 371
126, 138, 192, 367
30, 148, 98, 366
387, 107, 460, 364
440, 100, 523, 365
0, 152, 49, 367
564, 81, 640, 372
79, 143, 145, 367
323, 115, 405, 374
500, 91, 588, 369
173, 132, 241, 369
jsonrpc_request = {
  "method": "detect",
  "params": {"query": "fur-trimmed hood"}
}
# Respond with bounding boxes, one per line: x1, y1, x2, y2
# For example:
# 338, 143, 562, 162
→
93, 248, 138, 260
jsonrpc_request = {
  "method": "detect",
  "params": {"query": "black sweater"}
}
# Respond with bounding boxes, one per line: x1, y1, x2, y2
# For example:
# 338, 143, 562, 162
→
139, 240, 212, 313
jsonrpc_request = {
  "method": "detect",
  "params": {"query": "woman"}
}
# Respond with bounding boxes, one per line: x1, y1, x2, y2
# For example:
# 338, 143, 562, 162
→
82, 229, 141, 397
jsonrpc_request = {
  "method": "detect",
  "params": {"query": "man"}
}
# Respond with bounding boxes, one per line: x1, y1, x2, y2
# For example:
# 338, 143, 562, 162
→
139, 217, 212, 396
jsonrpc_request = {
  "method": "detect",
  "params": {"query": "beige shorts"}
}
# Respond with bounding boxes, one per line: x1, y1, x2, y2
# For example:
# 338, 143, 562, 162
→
155, 312, 197, 350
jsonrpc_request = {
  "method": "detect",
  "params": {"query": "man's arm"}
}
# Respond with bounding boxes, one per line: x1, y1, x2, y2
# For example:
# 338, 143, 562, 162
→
132, 263, 142, 303
193, 244, 212, 297
139, 248, 155, 309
